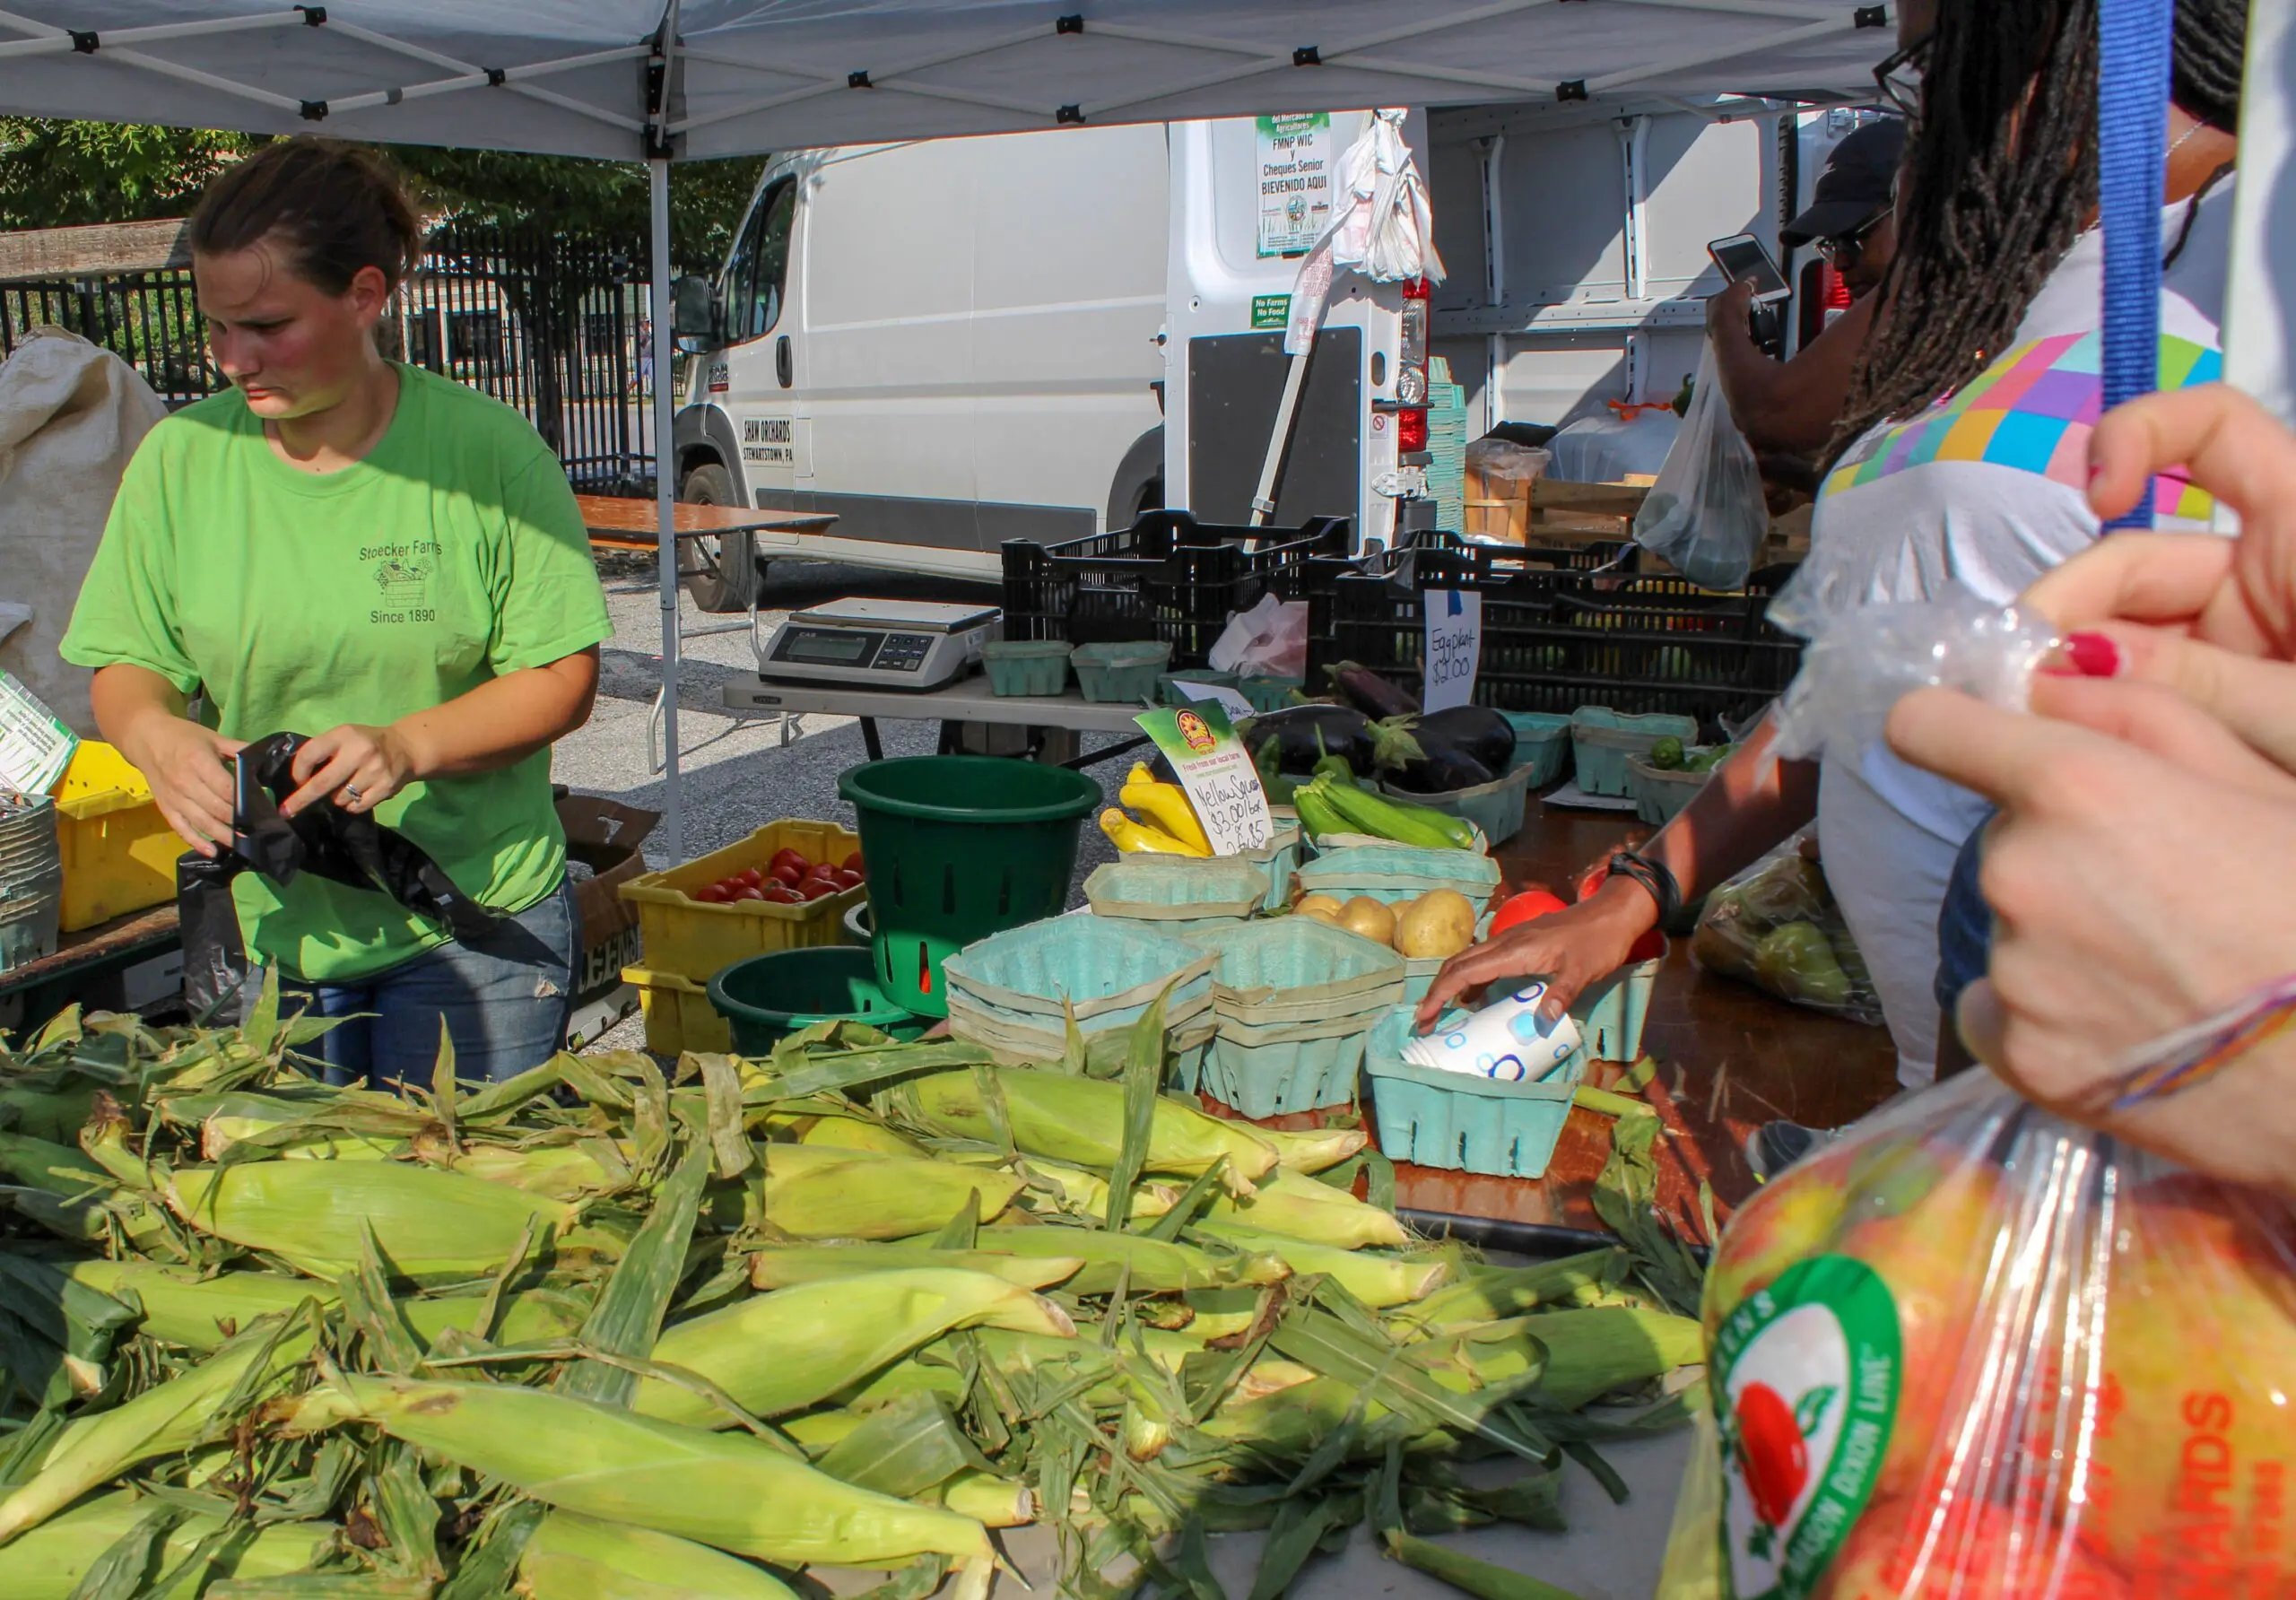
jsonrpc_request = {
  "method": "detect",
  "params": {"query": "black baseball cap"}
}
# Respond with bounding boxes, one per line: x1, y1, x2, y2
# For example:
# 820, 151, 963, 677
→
1779, 117, 1906, 247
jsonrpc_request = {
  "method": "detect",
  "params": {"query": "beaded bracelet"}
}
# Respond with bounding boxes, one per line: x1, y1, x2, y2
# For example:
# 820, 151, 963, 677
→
2083, 973, 2296, 1113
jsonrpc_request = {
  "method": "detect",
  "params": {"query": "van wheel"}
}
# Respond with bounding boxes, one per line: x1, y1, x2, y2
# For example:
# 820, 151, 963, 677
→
680, 463, 759, 613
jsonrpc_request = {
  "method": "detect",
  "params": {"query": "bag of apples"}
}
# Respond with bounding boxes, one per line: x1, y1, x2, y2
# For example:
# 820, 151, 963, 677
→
1665, 1068, 2296, 1600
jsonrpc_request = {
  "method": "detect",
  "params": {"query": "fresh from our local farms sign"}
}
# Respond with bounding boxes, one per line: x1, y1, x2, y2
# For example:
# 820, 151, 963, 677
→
1135, 701, 1271, 856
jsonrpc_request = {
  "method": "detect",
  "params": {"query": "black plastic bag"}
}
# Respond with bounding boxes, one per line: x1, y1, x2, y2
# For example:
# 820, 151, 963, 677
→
173, 732, 511, 1012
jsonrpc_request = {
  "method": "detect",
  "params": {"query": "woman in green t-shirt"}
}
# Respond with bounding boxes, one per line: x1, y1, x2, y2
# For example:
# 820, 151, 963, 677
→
61, 140, 613, 1085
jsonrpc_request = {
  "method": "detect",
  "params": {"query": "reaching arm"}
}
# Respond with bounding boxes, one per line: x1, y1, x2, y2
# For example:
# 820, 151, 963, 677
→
1415, 714, 1819, 1025
1707, 287, 1876, 457
91, 665, 245, 857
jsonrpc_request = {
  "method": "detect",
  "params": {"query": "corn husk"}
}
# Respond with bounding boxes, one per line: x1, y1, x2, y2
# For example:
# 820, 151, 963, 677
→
446, 1142, 623, 1200
519, 1510, 798, 1600
285, 1373, 995, 1570
971, 1224, 1290, 1294
749, 1242, 1083, 1292
1206, 1168, 1413, 1249
164, 1161, 574, 1279
1388, 1248, 1625, 1334
891, 1068, 1278, 1183
0, 1488, 336, 1600
0, 1317, 313, 1544
756, 1144, 1023, 1239
1253, 1124, 1370, 1173
633, 1269, 1075, 1427
1428, 1305, 1703, 1410
1194, 1221, 1448, 1307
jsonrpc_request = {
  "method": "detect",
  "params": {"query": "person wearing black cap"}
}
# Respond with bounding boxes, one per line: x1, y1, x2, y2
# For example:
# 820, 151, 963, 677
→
1705, 117, 1905, 457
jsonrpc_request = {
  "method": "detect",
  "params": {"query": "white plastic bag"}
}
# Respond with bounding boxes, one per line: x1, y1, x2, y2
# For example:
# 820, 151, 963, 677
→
1207, 593, 1309, 677
1546, 405, 1681, 483
1632, 339, 1768, 589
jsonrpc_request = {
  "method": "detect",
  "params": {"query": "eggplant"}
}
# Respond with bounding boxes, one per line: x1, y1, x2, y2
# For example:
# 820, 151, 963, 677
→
1387, 744, 1496, 794
1326, 662, 1421, 720
1413, 705, 1517, 776
1239, 704, 1377, 777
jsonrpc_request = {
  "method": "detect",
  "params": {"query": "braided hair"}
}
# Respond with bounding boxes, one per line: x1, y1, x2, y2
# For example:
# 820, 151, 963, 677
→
1826, 0, 2248, 466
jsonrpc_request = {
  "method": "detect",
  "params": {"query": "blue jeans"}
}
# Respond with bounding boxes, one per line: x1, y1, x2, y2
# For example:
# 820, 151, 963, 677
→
277, 880, 579, 1088
1935, 819, 1994, 1017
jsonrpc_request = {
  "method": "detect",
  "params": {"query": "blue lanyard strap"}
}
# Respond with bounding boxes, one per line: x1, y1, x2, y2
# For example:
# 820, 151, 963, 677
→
2098, 0, 2174, 530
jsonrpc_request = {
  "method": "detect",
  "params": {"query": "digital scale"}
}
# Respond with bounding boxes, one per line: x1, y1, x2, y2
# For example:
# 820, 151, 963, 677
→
756, 597, 999, 691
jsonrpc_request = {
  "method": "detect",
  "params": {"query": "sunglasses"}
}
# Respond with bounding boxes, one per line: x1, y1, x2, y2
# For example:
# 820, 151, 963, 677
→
1819, 205, 1892, 269
1872, 32, 1932, 119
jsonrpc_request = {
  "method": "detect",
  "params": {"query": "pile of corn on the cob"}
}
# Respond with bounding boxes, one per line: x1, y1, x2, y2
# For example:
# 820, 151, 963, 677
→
0, 986, 1705, 1599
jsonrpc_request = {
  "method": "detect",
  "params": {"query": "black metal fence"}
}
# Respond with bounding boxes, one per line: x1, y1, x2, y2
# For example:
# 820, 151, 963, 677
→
0, 223, 657, 494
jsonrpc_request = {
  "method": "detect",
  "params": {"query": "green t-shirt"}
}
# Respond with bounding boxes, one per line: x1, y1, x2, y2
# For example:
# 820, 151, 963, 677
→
61, 364, 613, 983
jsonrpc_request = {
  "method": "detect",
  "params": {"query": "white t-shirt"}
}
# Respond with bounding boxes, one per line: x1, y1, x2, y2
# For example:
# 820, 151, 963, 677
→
1782, 184, 2232, 1083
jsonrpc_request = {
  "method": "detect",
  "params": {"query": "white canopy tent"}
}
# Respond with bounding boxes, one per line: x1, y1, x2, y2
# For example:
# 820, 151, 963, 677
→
0, 0, 1942, 857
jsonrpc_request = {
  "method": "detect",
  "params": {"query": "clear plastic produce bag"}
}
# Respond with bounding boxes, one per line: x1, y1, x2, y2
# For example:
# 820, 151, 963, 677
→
1663, 1068, 2296, 1599
1633, 338, 1769, 590
1689, 836, 1884, 1025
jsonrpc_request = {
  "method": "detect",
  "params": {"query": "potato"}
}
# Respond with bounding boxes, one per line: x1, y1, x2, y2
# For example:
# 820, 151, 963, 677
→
1336, 896, 1396, 945
1394, 890, 1476, 959
1295, 894, 1344, 924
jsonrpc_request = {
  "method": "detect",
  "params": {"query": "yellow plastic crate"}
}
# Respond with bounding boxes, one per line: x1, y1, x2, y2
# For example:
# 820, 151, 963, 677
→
618, 820, 866, 983
624, 964, 731, 1056
53, 742, 180, 933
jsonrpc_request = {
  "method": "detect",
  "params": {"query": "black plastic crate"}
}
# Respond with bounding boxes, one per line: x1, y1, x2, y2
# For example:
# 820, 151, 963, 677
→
1002, 510, 1353, 667
1324, 561, 1804, 736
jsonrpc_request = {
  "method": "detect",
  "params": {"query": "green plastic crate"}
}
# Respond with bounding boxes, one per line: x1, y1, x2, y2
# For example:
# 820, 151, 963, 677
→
1364, 1005, 1587, 1178
1569, 708, 1698, 798
706, 946, 920, 1054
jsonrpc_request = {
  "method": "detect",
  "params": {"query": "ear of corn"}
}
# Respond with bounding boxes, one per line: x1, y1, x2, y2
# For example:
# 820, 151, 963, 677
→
1437, 1306, 1704, 1411
632, 1268, 1075, 1428
0, 1317, 313, 1544
442, 1142, 622, 1200
0, 1488, 336, 1600
164, 1161, 575, 1280
1253, 1125, 1370, 1173
1206, 1167, 1413, 1249
519, 1510, 799, 1600
812, 1392, 987, 1499
1010, 1158, 1178, 1221
285, 1373, 995, 1570
764, 1109, 929, 1160
0, 1131, 178, 1252
0, 1083, 96, 1144
757, 1143, 1024, 1239
971, 1223, 1290, 1294
748, 1242, 1083, 1291
1388, 1248, 1625, 1335
1193, 1220, 1449, 1307
931, 1470, 1037, 1529
892, 1069, 1278, 1183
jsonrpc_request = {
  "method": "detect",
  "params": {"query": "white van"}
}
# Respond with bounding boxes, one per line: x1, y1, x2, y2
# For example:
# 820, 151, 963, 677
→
669, 103, 1872, 609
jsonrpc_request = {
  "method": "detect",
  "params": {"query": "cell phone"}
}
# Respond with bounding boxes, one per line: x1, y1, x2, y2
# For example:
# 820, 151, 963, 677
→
1708, 233, 1792, 303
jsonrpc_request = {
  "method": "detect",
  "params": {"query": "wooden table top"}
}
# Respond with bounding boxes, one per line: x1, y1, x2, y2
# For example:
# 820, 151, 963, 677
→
575, 493, 836, 544
1202, 800, 1902, 1246
0, 903, 179, 996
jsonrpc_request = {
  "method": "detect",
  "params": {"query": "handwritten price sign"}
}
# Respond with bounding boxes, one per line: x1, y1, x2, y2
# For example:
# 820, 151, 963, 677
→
1134, 703, 1272, 856
1422, 589, 1483, 712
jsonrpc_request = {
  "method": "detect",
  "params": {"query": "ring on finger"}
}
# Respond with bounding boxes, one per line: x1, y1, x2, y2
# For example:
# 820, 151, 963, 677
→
344, 783, 367, 803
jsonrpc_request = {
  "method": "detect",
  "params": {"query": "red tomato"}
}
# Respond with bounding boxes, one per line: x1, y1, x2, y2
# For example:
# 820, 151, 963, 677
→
733, 886, 767, 902
1628, 929, 1667, 963
1489, 889, 1570, 936
761, 884, 804, 904
769, 863, 804, 888
802, 865, 839, 885
832, 869, 864, 891
692, 883, 727, 903
735, 867, 764, 890
841, 852, 865, 874
799, 879, 837, 900
1576, 863, 1610, 903
770, 848, 810, 876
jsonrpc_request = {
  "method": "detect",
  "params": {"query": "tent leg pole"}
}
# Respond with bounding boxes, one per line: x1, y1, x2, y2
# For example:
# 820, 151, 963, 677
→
648, 155, 684, 863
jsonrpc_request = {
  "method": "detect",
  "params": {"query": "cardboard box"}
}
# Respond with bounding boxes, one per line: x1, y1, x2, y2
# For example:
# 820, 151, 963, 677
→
559, 795, 660, 999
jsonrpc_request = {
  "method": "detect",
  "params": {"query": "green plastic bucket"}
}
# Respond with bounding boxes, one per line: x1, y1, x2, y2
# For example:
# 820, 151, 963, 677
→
838, 756, 1102, 1017
706, 946, 918, 1054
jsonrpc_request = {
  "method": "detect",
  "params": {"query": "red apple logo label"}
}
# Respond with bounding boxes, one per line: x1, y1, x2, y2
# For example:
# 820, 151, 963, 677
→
1727, 1380, 1837, 1561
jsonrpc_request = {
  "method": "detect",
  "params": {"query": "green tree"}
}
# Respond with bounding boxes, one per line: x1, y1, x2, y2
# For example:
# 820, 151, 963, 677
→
0, 118, 763, 269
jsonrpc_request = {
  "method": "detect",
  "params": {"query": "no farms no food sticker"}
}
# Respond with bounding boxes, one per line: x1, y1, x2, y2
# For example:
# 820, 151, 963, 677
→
1712, 1256, 1901, 1600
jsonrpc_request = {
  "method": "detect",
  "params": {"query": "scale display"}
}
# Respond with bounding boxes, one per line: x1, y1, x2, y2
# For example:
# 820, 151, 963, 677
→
756, 598, 998, 691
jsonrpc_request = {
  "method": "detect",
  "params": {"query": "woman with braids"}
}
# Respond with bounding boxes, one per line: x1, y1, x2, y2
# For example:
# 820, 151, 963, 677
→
1422, 0, 2245, 1167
